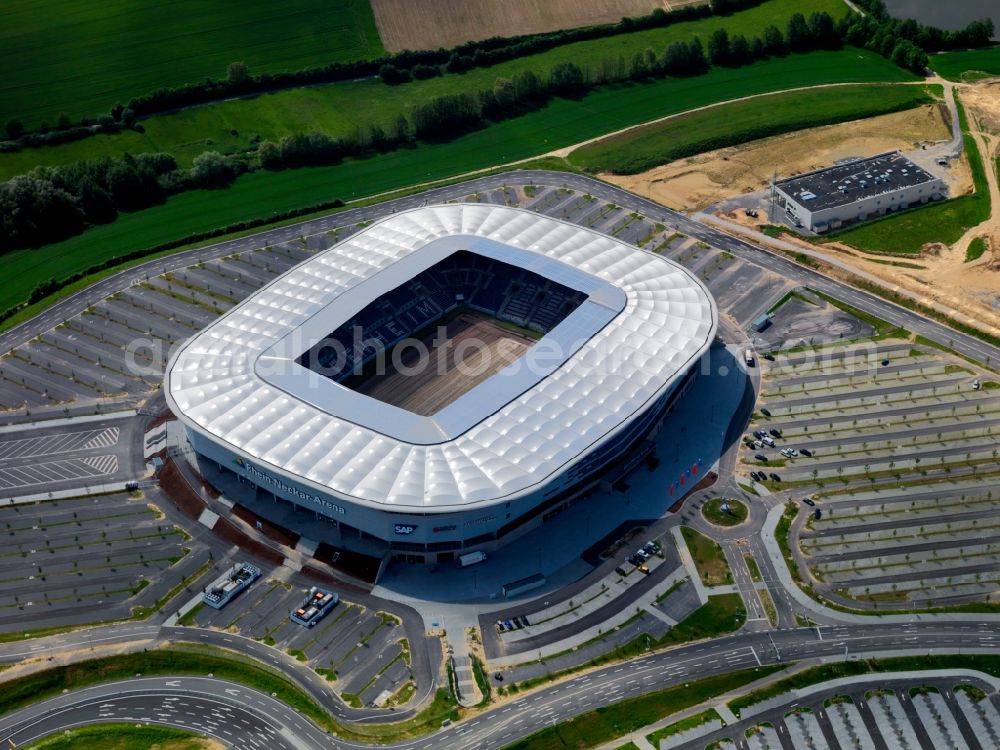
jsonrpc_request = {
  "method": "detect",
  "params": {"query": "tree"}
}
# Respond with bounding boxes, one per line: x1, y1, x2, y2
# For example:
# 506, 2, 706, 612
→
762, 25, 786, 56
730, 34, 752, 65
708, 28, 731, 65
226, 61, 250, 84
379, 64, 411, 85
493, 77, 516, 110
258, 140, 282, 169
628, 51, 649, 80
808, 12, 839, 49
56, 113, 72, 130
4, 119, 24, 140
548, 62, 585, 98
786, 13, 812, 53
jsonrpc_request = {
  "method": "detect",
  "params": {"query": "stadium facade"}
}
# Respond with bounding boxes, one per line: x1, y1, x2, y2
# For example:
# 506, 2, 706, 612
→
166, 205, 717, 560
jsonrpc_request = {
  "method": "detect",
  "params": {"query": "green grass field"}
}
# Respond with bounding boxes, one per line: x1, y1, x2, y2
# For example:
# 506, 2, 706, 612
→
830, 100, 989, 255
0, 0, 849, 179
930, 45, 1000, 81
570, 83, 931, 173
0, 0, 384, 129
26, 725, 208, 750
0, 50, 921, 313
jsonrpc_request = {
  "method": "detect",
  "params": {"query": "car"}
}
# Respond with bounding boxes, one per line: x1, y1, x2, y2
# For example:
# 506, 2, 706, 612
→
753, 430, 766, 439
642, 542, 658, 555
615, 566, 628, 577
803, 497, 816, 507
496, 621, 508, 632
769, 428, 782, 438
638, 564, 650, 574
521, 615, 530, 626
760, 408, 772, 417
761, 436, 776, 447
494, 673, 504, 682
628, 554, 643, 566
799, 448, 812, 457
750, 471, 762, 481
769, 473, 781, 482
881, 358, 890, 366
762, 353, 775, 361
636, 549, 650, 561
754, 440, 764, 449
504, 619, 516, 630
814, 508, 822, 520
780, 448, 792, 458
515, 616, 528, 628
755, 454, 767, 462
973, 379, 981, 391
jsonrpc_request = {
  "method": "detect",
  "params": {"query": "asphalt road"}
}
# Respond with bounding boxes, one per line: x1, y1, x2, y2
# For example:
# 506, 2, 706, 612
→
3, 620, 997, 749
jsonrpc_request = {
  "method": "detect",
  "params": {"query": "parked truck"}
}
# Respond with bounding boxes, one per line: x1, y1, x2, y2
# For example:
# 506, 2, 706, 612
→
458, 550, 487, 568
745, 349, 755, 367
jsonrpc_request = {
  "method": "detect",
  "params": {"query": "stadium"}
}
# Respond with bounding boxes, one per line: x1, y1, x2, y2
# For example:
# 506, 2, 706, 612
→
165, 205, 717, 561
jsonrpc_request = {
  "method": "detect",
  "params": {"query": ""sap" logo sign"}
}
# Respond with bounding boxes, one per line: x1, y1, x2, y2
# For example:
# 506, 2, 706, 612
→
394, 524, 418, 535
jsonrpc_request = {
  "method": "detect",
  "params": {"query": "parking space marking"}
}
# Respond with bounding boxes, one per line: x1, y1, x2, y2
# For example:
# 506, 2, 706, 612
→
0, 454, 120, 489
0, 426, 120, 460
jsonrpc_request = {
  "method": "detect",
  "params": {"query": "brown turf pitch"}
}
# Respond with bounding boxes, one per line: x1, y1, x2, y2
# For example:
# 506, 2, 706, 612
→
354, 313, 536, 416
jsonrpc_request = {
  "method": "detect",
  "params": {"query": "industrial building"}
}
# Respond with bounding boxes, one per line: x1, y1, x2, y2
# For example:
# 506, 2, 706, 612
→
774, 151, 946, 233
165, 205, 716, 561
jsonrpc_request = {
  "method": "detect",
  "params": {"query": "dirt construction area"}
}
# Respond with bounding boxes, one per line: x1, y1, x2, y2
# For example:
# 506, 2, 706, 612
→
370, 0, 704, 51
604, 104, 962, 213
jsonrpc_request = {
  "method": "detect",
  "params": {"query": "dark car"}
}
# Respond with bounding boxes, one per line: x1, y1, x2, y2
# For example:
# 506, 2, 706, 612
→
755, 454, 767, 462
751, 471, 764, 481
769, 473, 781, 482
762, 353, 775, 361
753, 430, 765, 439
615, 566, 627, 577
800, 448, 812, 457
760, 408, 772, 417
628, 554, 643, 566
769, 428, 782, 438
814, 508, 822, 520
803, 497, 816, 507
881, 358, 890, 366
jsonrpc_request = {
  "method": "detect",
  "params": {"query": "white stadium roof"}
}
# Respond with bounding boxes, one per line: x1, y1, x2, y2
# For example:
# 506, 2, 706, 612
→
166, 205, 717, 512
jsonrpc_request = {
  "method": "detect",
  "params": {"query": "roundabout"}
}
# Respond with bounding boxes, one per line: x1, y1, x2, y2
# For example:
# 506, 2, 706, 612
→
701, 497, 749, 528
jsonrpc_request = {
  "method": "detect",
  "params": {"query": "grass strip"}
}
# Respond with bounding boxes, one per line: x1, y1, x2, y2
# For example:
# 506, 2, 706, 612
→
569, 84, 932, 174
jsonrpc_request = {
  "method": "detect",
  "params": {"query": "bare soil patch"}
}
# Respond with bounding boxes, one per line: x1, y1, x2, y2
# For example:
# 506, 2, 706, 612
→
604, 104, 958, 212
370, 0, 699, 52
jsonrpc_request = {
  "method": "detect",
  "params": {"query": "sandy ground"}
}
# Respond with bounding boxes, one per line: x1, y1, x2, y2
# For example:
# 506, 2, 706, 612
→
370, 0, 703, 51
606, 88, 1000, 332
603, 104, 961, 212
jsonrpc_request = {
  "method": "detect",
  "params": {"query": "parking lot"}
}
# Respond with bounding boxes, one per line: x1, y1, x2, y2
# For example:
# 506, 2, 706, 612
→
744, 333, 1000, 609
0, 491, 205, 632
677, 675, 1000, 750
188, 577, 413, 708
0, 417, 142, 497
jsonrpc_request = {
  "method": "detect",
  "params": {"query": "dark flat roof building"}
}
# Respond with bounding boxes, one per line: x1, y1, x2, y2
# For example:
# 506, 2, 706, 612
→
774, 151, 946, 233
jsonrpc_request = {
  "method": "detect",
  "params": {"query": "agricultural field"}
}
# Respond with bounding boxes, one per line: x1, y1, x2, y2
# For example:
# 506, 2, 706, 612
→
0, 0, 850, 179
371, 0, 706, 51
930, 46, 1000, 82
0, 0, 384, 129
0, 49, 921, 313
569, 83, 931, 174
